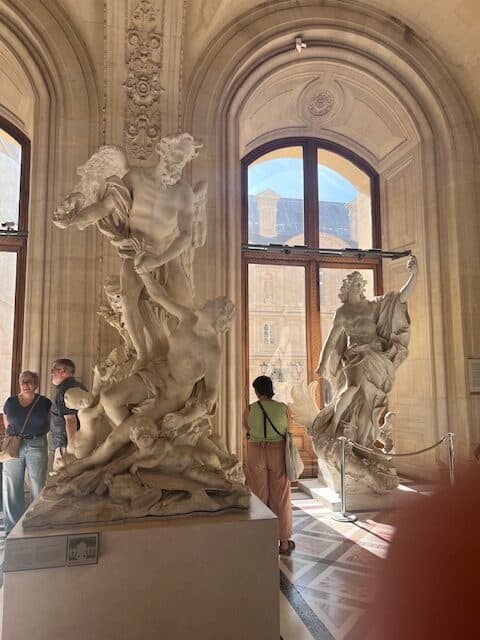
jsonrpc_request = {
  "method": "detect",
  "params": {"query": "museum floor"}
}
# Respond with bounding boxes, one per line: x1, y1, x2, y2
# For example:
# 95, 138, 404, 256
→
0, 494, 396, 640
280, 490, 396, 640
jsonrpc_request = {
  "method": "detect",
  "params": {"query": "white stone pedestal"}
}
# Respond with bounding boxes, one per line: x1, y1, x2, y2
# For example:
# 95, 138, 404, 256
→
298, 478, 437, 511
2, 495, 279, 640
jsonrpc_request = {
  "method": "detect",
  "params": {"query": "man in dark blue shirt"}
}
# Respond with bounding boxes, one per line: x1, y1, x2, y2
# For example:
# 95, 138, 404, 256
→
50, 358, 85, 470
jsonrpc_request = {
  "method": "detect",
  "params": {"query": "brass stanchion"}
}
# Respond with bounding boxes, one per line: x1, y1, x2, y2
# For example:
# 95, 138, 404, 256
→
332, 436, 358, 523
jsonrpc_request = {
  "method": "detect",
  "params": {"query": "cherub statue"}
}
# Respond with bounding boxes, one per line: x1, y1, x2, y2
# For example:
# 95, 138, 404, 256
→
64, 387, 111, 459
104, 417, 231, 491
53, 134, 207, 369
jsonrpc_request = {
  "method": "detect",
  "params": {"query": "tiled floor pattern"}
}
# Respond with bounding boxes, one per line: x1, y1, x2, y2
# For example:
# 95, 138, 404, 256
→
280, 493, 396, 640
0, 501, 396, 640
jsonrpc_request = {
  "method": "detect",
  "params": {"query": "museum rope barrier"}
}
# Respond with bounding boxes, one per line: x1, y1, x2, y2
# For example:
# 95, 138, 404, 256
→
332, 432, 456, 523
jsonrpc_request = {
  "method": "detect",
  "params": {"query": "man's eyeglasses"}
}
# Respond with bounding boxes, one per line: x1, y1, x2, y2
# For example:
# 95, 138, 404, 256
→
51, 367, 65, 373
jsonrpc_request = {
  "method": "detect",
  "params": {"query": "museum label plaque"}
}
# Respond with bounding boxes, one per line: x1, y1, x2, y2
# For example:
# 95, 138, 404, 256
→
4, 532, 100, 572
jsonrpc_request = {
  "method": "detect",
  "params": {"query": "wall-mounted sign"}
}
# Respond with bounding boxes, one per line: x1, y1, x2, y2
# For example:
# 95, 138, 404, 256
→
467, 359, 480, 393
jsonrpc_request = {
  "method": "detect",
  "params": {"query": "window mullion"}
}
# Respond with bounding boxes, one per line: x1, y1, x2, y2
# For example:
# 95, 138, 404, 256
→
303, 140, 319, 249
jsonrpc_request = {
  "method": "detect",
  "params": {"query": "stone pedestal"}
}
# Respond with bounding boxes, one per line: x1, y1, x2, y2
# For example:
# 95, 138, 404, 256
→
2, 494, 279, 640
298, 478, 437, 511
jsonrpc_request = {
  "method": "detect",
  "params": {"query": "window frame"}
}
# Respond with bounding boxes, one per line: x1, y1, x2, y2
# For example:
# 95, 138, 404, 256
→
0, 115, 31, 395
241, 137, 381, 250
242, 137, 383, 401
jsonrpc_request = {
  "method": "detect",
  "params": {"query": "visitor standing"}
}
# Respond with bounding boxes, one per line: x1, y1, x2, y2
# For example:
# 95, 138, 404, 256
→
245, 375, 295, 555
50, 358, 85, 470
2, 370, 51, 534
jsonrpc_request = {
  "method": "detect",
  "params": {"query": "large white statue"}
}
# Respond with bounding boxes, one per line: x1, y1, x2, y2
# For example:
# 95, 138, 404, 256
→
53, 134, 207, 367
291, 256, 418, 494
65, 281, 235, 475
25, 134, 247, 528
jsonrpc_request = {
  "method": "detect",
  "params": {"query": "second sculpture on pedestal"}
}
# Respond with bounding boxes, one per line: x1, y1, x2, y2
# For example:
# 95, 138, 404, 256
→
291, 256, 418, 493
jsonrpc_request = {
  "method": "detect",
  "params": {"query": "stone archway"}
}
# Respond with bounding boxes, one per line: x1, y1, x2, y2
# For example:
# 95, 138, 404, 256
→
183, 0, 479, 473
0, 0, 101, 388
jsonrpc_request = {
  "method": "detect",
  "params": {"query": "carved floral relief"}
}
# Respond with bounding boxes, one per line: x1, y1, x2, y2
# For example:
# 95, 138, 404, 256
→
125, 0, 164, 163
298, 77, 344, 126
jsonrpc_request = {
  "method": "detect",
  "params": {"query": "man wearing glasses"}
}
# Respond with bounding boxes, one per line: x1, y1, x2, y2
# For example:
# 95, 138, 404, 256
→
50, 359, 86, 470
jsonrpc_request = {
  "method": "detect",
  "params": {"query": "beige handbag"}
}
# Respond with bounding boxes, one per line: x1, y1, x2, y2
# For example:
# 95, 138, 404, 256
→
0, 395, 40, 463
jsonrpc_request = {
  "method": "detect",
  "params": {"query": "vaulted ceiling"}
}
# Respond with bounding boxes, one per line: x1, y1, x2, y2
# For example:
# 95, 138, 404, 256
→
183, 0, 480, 126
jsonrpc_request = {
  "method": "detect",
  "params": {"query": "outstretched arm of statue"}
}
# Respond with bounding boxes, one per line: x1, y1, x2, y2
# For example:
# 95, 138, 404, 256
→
54, 192, 119, 231
316, 312, 344, 377
134, 202, 194, 275
142, 272, 194, 322
399, 255, 418, 303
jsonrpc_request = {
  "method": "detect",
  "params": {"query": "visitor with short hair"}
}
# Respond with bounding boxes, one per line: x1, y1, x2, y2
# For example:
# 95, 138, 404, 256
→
245, 375, 295, 555
50, 358, 86, 470
2, 370, 51, 534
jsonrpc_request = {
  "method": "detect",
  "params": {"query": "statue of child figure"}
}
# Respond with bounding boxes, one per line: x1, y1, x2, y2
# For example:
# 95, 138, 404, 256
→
105, 417, 232, 491
64, 388, 111, 459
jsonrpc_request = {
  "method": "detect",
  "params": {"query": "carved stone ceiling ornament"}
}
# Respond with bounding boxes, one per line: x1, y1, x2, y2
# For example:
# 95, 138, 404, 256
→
298, 76, 344, 126
125, 0, 164, 164
308, 88, 335, 117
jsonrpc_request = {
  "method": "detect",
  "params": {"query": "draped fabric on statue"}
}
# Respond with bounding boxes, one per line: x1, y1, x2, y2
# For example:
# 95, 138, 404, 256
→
313, 291, 411, 447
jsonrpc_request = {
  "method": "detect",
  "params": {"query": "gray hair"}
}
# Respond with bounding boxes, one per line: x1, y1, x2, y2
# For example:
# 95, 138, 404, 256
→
19, 370, 39, 387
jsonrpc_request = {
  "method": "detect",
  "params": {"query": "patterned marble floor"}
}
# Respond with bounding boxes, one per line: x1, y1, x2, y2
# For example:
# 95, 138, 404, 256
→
280, 491, 398, 640
0, 500, 397, 640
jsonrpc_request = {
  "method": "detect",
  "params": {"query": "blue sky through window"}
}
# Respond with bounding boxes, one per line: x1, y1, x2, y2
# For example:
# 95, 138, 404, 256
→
248, 158, 357, 203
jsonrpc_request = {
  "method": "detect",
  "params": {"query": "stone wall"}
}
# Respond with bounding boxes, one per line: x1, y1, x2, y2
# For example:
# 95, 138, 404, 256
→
1, 0, 478, 473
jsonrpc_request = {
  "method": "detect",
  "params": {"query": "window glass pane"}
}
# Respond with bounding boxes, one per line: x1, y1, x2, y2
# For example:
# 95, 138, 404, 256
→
318, 266, 374, 404
0, 251, 17, 400
248, 147, 304, 246
317, 149, 372, 250
0, 129, 22, 230
248, 263, 307, 404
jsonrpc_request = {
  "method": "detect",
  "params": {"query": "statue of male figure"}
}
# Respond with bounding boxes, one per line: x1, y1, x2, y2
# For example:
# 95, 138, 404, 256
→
316, 255, 418, 447
54, 134, 204, 369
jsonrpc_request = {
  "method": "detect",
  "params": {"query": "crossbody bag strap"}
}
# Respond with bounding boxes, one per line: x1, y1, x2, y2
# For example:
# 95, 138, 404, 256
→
18, 394, 41, 437
257, 401, 286, 440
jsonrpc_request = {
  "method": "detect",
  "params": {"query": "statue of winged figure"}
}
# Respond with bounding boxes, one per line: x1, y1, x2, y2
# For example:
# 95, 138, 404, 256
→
53, 133, 207, 368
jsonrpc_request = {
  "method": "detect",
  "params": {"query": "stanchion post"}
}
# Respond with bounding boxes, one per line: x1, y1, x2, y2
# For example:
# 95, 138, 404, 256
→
332, 436, 358, 523
445, 432, 455, 487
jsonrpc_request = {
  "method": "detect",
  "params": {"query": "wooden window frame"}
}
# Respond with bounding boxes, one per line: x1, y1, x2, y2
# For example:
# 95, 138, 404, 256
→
241, 136, 382, 413
0, 115, 31, 395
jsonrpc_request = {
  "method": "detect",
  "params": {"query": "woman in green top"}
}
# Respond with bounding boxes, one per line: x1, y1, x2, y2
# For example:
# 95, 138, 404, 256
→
245, 376, 295, 556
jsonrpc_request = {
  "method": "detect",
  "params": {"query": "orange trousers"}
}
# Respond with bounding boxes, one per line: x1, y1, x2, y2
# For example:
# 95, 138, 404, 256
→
246, 440, 292, 542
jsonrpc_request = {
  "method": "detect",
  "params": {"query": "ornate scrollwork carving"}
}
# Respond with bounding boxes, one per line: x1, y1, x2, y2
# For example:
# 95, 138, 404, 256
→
125, 0, 164, 163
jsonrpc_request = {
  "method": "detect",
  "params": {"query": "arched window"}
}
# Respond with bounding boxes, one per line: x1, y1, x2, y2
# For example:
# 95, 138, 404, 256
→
0, 116, 30, 397
243, 138, 381, 415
